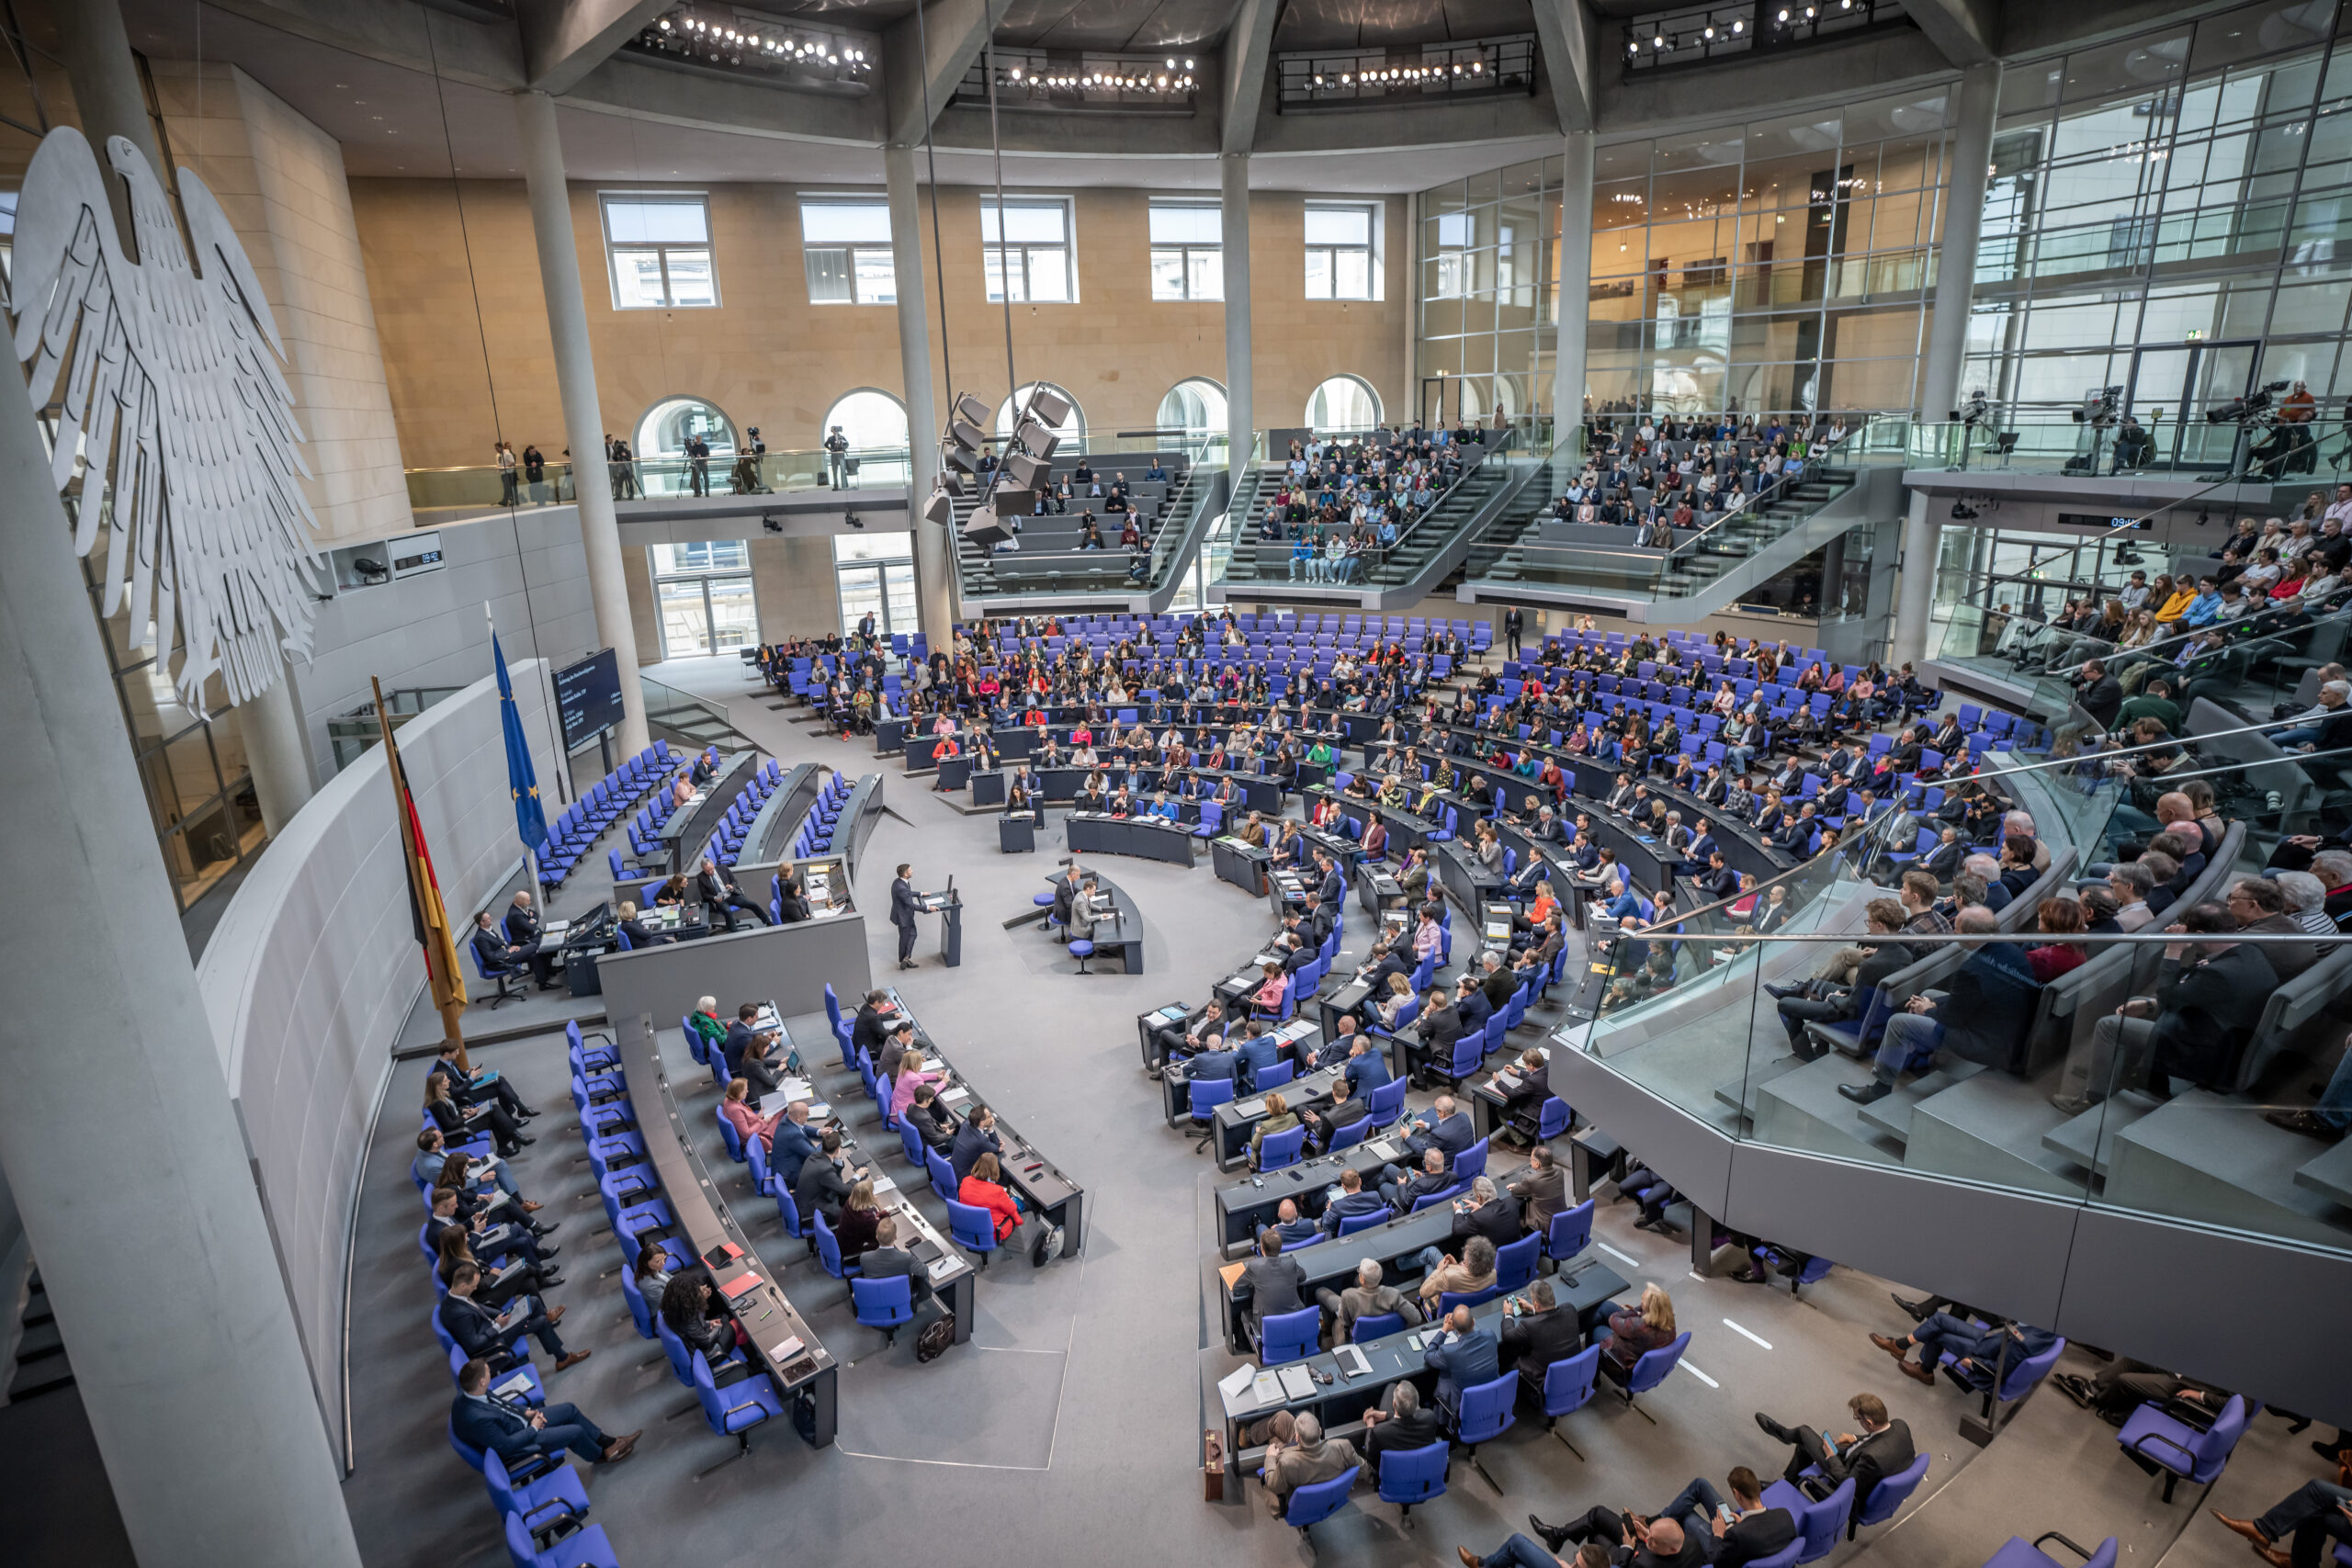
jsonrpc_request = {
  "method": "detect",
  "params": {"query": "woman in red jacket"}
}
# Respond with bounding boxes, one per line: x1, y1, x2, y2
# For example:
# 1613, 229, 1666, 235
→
959, 1153, 1023, 1242
2027, 896, 2089, 983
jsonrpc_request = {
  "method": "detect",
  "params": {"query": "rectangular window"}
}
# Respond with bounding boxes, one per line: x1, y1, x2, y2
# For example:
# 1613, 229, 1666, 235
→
1428, 210, 1472, 300
601, 194, 717, 309
1148, 201, 1223, 299
1306, 201, 1377, 299
800, 198, 897, 304
981, 197, 1076, 302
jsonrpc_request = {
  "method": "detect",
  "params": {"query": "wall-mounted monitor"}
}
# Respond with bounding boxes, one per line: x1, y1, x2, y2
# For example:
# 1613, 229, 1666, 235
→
555, 648, 625, 751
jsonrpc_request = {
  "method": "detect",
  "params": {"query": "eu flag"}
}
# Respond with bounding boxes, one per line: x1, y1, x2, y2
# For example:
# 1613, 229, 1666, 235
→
493, 632, 548, 854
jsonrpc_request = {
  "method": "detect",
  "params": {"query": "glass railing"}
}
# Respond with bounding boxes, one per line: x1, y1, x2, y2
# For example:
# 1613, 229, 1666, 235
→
405, 447, 918, 511
1220, 429, 1522, 588
1574, 732, 2352, 1259
1904, 414, 2352, 480
955, 458, 1229, 600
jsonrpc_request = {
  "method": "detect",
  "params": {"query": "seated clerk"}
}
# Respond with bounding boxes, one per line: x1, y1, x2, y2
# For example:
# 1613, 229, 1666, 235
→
949, 1103, 1005, 1182
775, 869, 814, 922
725, 1023, 784, 1097
905, 1082, 959, 1154
793, 1129, 865, 1230
470, 908, 556, 988
856, 1214, 933, 1307
1498, 1277, 1584, 1378
958, 1152, 1026, 1243
719, 1078, 783, 1155
1318, 1167, 1393, 1236
615, 899, 671, 948
439, 1262, 586, 1374
449, 1357, 637, 1471
1487, 1046, 1552, 1125
1381, 1146, 1458, 1212
425, 1073, 527, 1161
435, 1222, 552, 1311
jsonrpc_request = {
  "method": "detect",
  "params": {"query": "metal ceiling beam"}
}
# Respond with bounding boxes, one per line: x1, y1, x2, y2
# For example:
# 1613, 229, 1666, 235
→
515, 0, 669, 95
1528, 0, 1597, 133
1904, 0, 1999, 67
1218, 0, 1279, 156
881, 0, 1008, 150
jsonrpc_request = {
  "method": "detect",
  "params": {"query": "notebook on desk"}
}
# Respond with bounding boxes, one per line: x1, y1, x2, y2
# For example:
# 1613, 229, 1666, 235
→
1494, 1072, 1522, 1094
718, 1271, 764, 1302
1235, 1098, 1267, 1117
1368, 1139, 1401, 1161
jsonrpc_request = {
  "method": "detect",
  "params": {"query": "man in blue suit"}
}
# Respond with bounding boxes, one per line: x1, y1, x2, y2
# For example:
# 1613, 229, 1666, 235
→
1344, 1032, 1394, 1095
949, 1106, 1003, 1182
451, 1358, 638, 1466
1238, 1024, 1286, 1089
1422, 1304, 1499, 1418
1187, 1036, 1240, 1082
1403, 1096, 1475, 1163
1871, 1313, 2056, 1388
1318, 1167, 1391, 1235
1452, 976, 1494, 1038
768, 1101, 820, 1190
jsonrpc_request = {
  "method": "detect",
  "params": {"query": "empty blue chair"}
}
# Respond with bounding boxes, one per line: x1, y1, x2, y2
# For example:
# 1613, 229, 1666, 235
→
1256, 1059, 1297, 1093
1352, 1311, 1406, 1343
1533, 1343, 1602, 1459
1492, 1231, 1540, 1292
1188, 1077, 1237, 1148
1979, 1535, 2119, 1568
1534, 1095, 1571, 1140
1453, 1136, 1489, 1182
690, 1348, 786, 1475
1545, 1199, 1595, 1263
852, 1274, 917, 1347
2118, 1393, 2251, 1503
925, 1147, 956, 1195
1338, 1207, 1391, 1237
899, 1118, 929, 1174
1256, 1123, 1306, 1171
1257, 1304, 1321, 1365
715, 1103, 746, 1164
503, 1510, 620, 1568
1282, 1463, 1360, 1540
944, 1195, 1000, 1267
1327, 1115, 1373, 1150
773, 1184, 810, 1247
618, 1270, 657, 1340
1760, 1477, 1853, 1564
1452, 1371, 1518, 1487
1376, 1439, 1449, 1522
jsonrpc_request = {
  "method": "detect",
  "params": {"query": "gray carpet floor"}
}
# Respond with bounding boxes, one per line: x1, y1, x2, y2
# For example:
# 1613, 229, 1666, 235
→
334, 653, 2337, 1568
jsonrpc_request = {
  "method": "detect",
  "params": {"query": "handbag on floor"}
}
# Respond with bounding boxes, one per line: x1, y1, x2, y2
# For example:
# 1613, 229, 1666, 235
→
1031, 1221, 1065, 1267
915, 1314, 956, 1362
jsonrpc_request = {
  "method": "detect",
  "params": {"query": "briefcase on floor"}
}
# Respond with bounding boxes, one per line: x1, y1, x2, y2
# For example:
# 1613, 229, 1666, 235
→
1202, 1430, 1226, 1503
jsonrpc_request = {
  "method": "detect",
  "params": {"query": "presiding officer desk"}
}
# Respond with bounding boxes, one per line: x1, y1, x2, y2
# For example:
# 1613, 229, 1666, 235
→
614, 1008, 840, 1443
1214, 1254, 1631, 1472
1049, 872, 1146, 973
859, 988, 1089, 1255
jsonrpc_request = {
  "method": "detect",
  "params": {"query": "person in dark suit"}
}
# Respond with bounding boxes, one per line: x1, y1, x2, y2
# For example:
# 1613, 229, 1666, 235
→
774, 869, 813, 922
1448, 1177, 1522, 1249
1487, 1047, 1550, 1133
1503, 606, 1524, 658
1317, 1167, 1392, 1236
949, 1105, 1002, 1182
793, 1129, 864, 1229
1506, 1145, 1568, 1237
1873, 1314, 2056, 1388
439, 1264, 586, 1372
851, 989, 896, 1056
1498, 1278, 1582, 1377
1238, 1025, 1285, 1089
1361, 1377, 1444, 1466
1402, 1096, 1476, 1164
1453, 974, 1495, 1038
696, 855, 771, 933
1316, 851, 1345, 909
1422, 1304, 1499, 1418
1381, 1147, 1457, 1212
857, 1214, 933, 1305
1753, 1393, 1916, 1514
429, 1039, 534, 1122
616, 899, 671, 949
450, 1358, 636, 1467
1186, 1035, 1239, 1082
1530, 1466, 1793, 1568
1238, 1227, 1308, 1336
890, 862, 921, 969
768, 1101, 820, 1189
1344, 1032, 1395, 1095
470, 909, 555, 987
503, 890, 543, 948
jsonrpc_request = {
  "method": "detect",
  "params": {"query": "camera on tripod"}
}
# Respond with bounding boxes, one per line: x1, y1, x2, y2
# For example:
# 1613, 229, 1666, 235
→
2071, 385, 2121, 428
2206, 379, 2291, 424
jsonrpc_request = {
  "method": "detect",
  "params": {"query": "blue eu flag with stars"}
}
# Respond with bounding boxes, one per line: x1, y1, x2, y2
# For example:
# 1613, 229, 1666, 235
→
493, 632, 548, 855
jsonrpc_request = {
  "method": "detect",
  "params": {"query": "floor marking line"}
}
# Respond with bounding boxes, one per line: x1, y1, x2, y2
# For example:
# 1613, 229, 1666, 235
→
1679, 1359, 1720, 1388
1597, 1242, 1642, 1269
1723, 1317, 1773, 1350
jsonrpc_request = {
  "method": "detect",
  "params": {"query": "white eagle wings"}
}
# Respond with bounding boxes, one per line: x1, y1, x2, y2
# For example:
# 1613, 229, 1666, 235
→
7, 127, 322, 714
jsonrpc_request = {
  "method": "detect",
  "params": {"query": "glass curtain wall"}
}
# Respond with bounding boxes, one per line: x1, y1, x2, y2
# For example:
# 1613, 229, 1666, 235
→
650, 540, 757, 657
1963, 0, 2352, 469
1417, 90, 1951, 425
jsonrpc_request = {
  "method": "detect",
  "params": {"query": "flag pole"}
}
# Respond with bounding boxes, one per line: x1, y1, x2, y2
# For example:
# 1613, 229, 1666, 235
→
374, 675, 470, 1072
489, 603, 538, 892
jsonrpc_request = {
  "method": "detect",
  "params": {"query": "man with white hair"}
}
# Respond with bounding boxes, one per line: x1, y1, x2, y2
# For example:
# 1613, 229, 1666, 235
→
1962, 853, 2011, 913
2274, 870, 2339, 937
1841, 907, 2038, 1106
1261, 1409, 1360, 1517
1316, 1257, 1423, 1341
2002, 810, 2050, 872
2270, 679, 2352, 750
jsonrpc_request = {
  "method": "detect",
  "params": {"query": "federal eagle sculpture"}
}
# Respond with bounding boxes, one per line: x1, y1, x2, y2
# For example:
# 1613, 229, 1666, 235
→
6, 126, 322, 715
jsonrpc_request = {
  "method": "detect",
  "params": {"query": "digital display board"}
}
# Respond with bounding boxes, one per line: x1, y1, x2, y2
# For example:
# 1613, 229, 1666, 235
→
554, 649, 625, 751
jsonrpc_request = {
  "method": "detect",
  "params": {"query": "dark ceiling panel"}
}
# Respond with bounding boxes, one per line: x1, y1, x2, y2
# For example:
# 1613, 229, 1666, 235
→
998, 0, 1248, 51
1272, 0, 1532, 51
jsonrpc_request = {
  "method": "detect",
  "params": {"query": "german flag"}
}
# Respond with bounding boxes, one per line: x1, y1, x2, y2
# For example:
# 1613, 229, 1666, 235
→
373, 678, 468, 1043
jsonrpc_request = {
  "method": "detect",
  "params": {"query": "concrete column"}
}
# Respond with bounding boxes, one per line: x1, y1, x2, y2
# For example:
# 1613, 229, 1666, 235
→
514, 89, 650, 755
1221, 152, 1253, 474
1893, 489, 1941, 669
56, 0, 322, 828
885, 143, 957, 637
1918, 61, 2002, 423
1553, 129, 1594, 444
0, 334, 363, 1563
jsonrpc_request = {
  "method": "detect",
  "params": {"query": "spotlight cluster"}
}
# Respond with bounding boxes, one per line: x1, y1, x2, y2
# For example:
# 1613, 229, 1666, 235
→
1309, 60, 1485, 88
1623, 0, 1874, 62
632, 6, 874, 81
990, 53, 1199, 98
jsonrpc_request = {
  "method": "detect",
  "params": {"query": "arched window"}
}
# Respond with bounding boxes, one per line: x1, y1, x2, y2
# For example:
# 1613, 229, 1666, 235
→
993, 381, 1085, 446
1158, 378, 1227, 438
636, 395, 736, 458
1306, 374, 1381, 433
821, 389, 910, 453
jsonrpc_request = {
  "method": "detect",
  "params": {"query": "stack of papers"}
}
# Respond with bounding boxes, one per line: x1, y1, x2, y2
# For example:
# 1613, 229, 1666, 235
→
1278, 1365, 1317, 1399
1368, 1139, 1400, 1161
1250, 1370, 1284, 1406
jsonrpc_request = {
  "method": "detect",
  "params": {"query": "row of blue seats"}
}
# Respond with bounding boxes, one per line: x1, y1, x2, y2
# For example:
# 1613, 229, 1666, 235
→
585, 1023, 806, 1477
701, 760, 786, 870
538, 742, 684, 889
786, 772, 853, 863
607, 747, 724, 877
